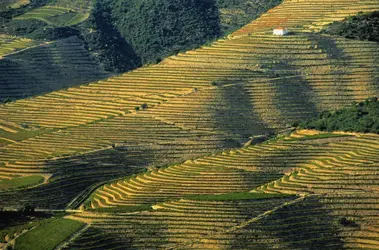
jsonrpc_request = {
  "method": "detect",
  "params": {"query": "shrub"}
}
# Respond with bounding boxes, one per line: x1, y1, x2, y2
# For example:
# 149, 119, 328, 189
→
323, 11, 379, 42
20, 205, 35, 215
339, 217, 359, 227
298, 97, 379, 133
20, 123, 29, 129
1, 97, 12, 104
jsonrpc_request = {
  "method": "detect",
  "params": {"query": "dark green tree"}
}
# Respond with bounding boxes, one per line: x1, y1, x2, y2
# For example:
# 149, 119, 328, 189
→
299, 97, 379, 134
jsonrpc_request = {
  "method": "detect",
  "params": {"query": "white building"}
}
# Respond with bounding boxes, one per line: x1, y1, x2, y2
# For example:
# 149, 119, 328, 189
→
273, 27, 289, 36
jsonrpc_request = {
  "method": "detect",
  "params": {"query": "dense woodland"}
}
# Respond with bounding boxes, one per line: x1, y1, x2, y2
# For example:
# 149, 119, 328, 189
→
298, 97, 379, 134
114, 0, 220, 65
323, 11, 379, 42
0, 0, 281, 72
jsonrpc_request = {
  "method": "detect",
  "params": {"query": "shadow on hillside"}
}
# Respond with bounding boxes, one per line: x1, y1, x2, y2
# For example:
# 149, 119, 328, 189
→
86, 0, 142, 72
310, 34, 356, 104
65, 221, 169, 249
0, 148, 145, 209
0, 134, 230, 209
62, 226, 132, 248
229, 196, 344, 249
273, 75, 320, 125
0, 37, 110, 102
0, 59, 40, 101
213, 83, 273, 140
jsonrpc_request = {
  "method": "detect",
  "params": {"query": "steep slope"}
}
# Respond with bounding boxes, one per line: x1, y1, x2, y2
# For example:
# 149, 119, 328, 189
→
0, 0, 378, 211
90, 0, 282, 66
0, 35, 42, 57
65, 130, 379, 249
0, 0, 284, 98
323, 11, 379, 42
299, 97, 379, 133
232, 0, 379, 36
217, 0, 282, 33
2, 1, 379, 248
0, 0, 29, 11
0, 36, 109, 102
13, 5, 89, 27
0, 32, 378, 140
48, 0, 94, 11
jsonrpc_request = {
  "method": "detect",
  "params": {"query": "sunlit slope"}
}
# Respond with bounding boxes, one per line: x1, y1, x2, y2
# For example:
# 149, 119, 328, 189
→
86, 162, 283, 208
256, 131, 379, 249
0, 0, 379, 213
0, 35, 42, 57
48, 0, 94, 12
146, 34, 379, 131
14, 6, 89, 27
65, 131, 379, 249
1, 33, 378, 132
0, 114, 232, 209
0, 33, 378, 201
232, 0, 379, 36
0, 0, 29, 11
0, 36, 109, 101
12, 0, 94, 27
85, 130, 352, 209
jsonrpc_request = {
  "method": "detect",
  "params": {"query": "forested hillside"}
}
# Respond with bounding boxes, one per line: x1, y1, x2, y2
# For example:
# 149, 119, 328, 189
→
1, 0, 282, 72
298, 97, 379, 133
323, 11, 379, 42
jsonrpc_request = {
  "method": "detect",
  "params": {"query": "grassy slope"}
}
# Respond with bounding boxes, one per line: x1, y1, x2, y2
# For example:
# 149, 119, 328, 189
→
14, 6, 90, 27
14, 218, 84, 250
0, 175, 44, 190
0, 0, 29, 11
48, 0, 94, 11
0, 35, 41, 57
0, 211, 52, 244
284, 133, 353, 141
185, 192, 291, 201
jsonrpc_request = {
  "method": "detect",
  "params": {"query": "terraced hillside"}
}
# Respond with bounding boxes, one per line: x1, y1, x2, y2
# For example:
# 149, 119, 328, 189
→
0, 0, 378, 206
0, 33, 378, 154
64, 130, 379, 249
0, 36, 109, 101
232, 0, 379, 36
0, 35, 41, 57
1, 0, 379, 249
0, 0, 29, 11
48, 0, 94, 12
14, 5, 89, 27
